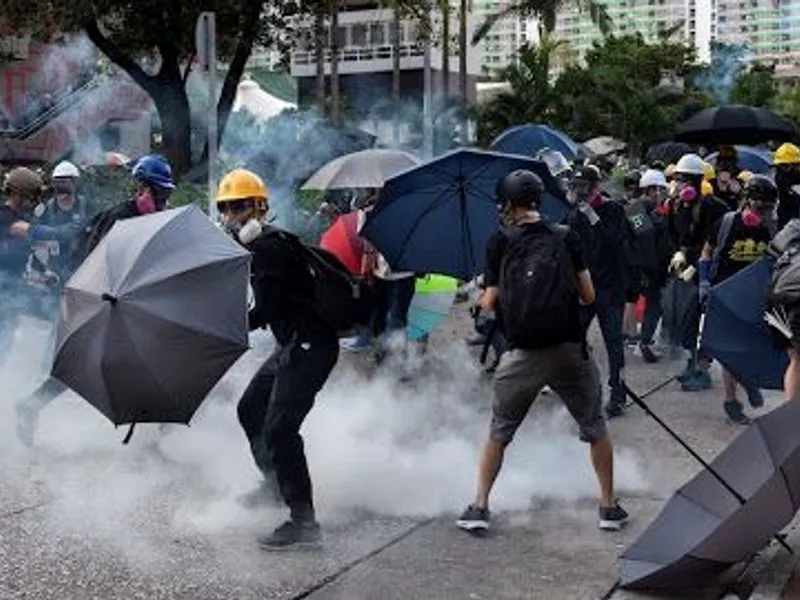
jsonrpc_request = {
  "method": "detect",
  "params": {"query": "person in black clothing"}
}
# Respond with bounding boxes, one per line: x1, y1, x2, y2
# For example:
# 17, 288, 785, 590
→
699, 175, 776, 424
666, 154, 730, 391
14, 155, 175, 447
774, 143, 800, 230
713, 146, 743, 212
567, 165, 633, 418
216, 168, 338, 550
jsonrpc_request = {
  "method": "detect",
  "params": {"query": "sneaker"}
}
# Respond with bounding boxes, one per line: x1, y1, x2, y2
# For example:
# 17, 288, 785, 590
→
599, 502, 629, 531
456, 505, 490, 532
259, 520, 322, 550
681, 371, 712, 392
15, 402, 39, 448
623, 335, 640, 350
745, 387, 765, 409
605, 400, 626, 419
638, 343, 660, 364
340, 336, 372, 353
677, 360, 695, 384
724, 401, 752, 426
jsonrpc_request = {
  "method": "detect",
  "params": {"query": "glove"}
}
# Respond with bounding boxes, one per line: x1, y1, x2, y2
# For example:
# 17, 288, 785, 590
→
669, 251, 687, 274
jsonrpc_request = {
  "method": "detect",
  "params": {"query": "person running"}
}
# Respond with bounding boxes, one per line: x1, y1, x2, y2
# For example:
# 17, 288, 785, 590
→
216, 168, 338, 550
456, 169, 628, 534
699, 175, 776, 424
566, 165, 633, 418
15, 154, 175, 447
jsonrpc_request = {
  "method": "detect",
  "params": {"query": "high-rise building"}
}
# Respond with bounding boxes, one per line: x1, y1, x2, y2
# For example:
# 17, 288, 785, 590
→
472, 0, 539, 76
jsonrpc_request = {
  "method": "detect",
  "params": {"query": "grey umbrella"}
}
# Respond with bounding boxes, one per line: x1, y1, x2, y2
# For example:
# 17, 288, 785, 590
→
619, 393, 800, 590
52, 205, 251, 427
301, 148, 421, 190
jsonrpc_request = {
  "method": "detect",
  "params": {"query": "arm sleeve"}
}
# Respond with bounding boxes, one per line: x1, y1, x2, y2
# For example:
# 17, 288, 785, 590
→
565, 228, 587, 273
705, 217, 722, 249
483, 231, 508, 287
247, 235, 294, 331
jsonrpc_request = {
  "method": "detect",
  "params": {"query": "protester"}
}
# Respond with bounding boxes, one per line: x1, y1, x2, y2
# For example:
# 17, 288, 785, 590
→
216, 168, 338, 550
713, 146, 743, 211
456, 169, 628, 533
700, 175, 776, 424
774, 143, 800, 230
667, 153, 729, 392
14, 155, 174, 447
567, 165, 633, 418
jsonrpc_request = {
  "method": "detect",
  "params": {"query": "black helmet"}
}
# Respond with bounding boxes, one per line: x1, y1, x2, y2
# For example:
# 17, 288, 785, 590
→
623, 169, 641, 188
496, 169, 544, 207
744, 174, 778, 206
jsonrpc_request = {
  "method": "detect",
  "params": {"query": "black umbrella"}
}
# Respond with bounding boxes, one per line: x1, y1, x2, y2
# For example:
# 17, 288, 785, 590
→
620, 384, 798, 590
645, 141, 694, 165
675, 105, 796, 146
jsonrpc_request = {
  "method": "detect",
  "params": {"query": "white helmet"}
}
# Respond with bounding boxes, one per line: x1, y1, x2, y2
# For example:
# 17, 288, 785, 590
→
52, 160, 80, 179
639, 169, 668, 189
674, 153, 706, 176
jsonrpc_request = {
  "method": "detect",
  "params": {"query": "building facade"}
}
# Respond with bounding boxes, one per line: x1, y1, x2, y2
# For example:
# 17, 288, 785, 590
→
472, 0, 539, 76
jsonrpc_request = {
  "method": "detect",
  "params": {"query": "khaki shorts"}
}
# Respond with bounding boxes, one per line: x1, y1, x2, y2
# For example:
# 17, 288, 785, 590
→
491, 343, 607, 444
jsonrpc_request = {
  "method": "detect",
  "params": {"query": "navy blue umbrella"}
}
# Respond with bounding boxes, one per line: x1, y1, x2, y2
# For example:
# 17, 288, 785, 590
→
490, 124, 580, 161
701, 258, 788, 390
360, 148, 568, 281
706, 145, 773, 175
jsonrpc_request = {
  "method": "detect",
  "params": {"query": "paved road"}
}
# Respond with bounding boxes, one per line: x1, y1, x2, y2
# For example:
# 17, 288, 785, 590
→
0, 309, 780, 599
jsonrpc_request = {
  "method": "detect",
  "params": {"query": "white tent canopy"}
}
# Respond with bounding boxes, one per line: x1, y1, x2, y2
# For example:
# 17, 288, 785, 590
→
232, 76, 296, 121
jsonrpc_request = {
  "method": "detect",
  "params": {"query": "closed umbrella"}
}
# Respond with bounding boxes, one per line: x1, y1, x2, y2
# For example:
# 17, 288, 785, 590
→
52, 205, 251, 428
360, 148, 568, 281
676, 105, 796, 146
701, 258, 787, 390
408, 274, 458, 342
491, 124, 580, 161
620, 397, 800, 589
302, 149, 421, 190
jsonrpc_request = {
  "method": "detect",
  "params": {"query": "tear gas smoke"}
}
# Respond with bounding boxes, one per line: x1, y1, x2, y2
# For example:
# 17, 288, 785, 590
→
0, 315, 649, 570
695, 42, 753, 104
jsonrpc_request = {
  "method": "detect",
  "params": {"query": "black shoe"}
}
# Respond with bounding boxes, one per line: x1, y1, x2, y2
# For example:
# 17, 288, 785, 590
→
598, 502, 629, 531
456, 505, 490, 532
724, 401, 751, 426
605, 400, 626, 419
745, 387, 765, 409
638, 343, 660, 364
258, 520, 322, 550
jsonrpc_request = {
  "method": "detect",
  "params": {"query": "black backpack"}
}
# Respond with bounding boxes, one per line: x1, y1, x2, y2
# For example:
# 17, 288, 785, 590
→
769, 219, 800, 305
499, 223, 580, 350
262, 226, 375, 335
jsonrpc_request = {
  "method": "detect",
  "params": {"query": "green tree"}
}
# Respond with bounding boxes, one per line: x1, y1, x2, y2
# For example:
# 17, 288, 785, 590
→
772, 83, 800, 129
730, 62, 778, 107
0, 1, 298, 177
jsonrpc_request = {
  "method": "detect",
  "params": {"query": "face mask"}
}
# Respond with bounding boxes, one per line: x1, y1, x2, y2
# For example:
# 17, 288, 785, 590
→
679, 185, 698, 204
135, 189, 156, 215
741, 207, 764, 228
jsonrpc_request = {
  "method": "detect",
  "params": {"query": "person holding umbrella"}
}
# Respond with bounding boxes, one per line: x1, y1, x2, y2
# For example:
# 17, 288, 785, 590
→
774, 143, 800, 230
699, 175, 776, 424
215, 168, 339, 550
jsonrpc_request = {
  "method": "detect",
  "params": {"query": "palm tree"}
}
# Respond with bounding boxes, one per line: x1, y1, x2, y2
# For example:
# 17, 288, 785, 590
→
472, 0, 612, 46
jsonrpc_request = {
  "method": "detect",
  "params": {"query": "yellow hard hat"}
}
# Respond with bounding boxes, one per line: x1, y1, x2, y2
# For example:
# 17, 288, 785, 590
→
701, 179, 714, 197
737, 170, 754, 182
774, 143, 800, 165
215, 168, 269, 203
703, 161, 716, 182
665, 163, 677, 178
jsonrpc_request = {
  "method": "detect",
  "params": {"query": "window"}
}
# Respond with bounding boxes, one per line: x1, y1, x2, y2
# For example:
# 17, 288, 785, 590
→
351, 24, 367, 46
370, 23, 385, 45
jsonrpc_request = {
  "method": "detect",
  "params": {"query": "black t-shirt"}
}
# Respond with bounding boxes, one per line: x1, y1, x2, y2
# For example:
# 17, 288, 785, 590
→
0, 204, 31, 281
707, 212, 771, 283
247, 229, 336, 346
672, 195, 730, 266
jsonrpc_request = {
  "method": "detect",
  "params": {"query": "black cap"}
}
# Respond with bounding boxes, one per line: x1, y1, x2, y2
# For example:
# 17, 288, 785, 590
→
496, 169, 544, 207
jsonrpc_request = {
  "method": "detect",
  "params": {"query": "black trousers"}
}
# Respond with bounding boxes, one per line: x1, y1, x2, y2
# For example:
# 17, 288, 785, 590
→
237, 336, 339, 522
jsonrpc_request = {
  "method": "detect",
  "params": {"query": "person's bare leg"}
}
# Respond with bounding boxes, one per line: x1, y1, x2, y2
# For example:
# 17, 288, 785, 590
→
590, 435, 615, 508
722, 368, 738, 402
785, 349, 800, 403
472, 438, 506, 508
623, 303, 637, 338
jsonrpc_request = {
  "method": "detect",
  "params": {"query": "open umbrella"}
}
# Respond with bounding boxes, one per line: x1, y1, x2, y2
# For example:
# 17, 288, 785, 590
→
676, 105, 796, 146
302, 149, 421, 190
360, 148, 568, 281
319, 212, 364, 276
701, 258, 788, 390
620, 395, 800, 590
583, 136, 626, 157
52, 205, 251, 428
491, 124, 580, 161
705, 145, 773, 175
408, 274, 458, 342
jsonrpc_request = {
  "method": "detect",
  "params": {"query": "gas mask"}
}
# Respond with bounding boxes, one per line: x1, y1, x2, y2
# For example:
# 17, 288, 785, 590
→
219, 198, 266, 244
566, 179, 592, 206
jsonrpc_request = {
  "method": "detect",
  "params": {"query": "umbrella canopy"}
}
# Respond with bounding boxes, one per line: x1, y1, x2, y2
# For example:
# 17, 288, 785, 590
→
302, 149, 421, 191
705, 145, 773, 175
233, 78, 296, 121
52, 205, 251, 426
583, 136, 626, 157
491, 124, 580, 161
701, 258, 788, 390
620, 398, 800, 589
319, 212, 364, 275
360, 148, 568, 281
676, 105, 796, 146
408, 274, 458, 342
645, 142, 694, 165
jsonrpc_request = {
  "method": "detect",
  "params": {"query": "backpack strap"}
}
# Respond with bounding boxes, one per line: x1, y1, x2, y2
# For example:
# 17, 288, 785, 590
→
710, 211, 737, 280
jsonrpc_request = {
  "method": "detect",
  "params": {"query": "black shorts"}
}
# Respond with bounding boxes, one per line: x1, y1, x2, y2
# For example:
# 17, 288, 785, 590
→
766, 301, 800, 352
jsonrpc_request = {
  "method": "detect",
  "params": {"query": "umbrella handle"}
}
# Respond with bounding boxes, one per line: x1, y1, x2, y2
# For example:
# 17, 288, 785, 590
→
121, 423, 136, 445
101, 293, 118, 306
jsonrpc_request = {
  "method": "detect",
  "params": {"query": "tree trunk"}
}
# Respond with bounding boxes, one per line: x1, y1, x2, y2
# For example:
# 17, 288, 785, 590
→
441, 0, 450, 99
459, 0, 468, 104
153, 81, 192, 177
330, 4, 341, 125
314, 7, 327, 113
